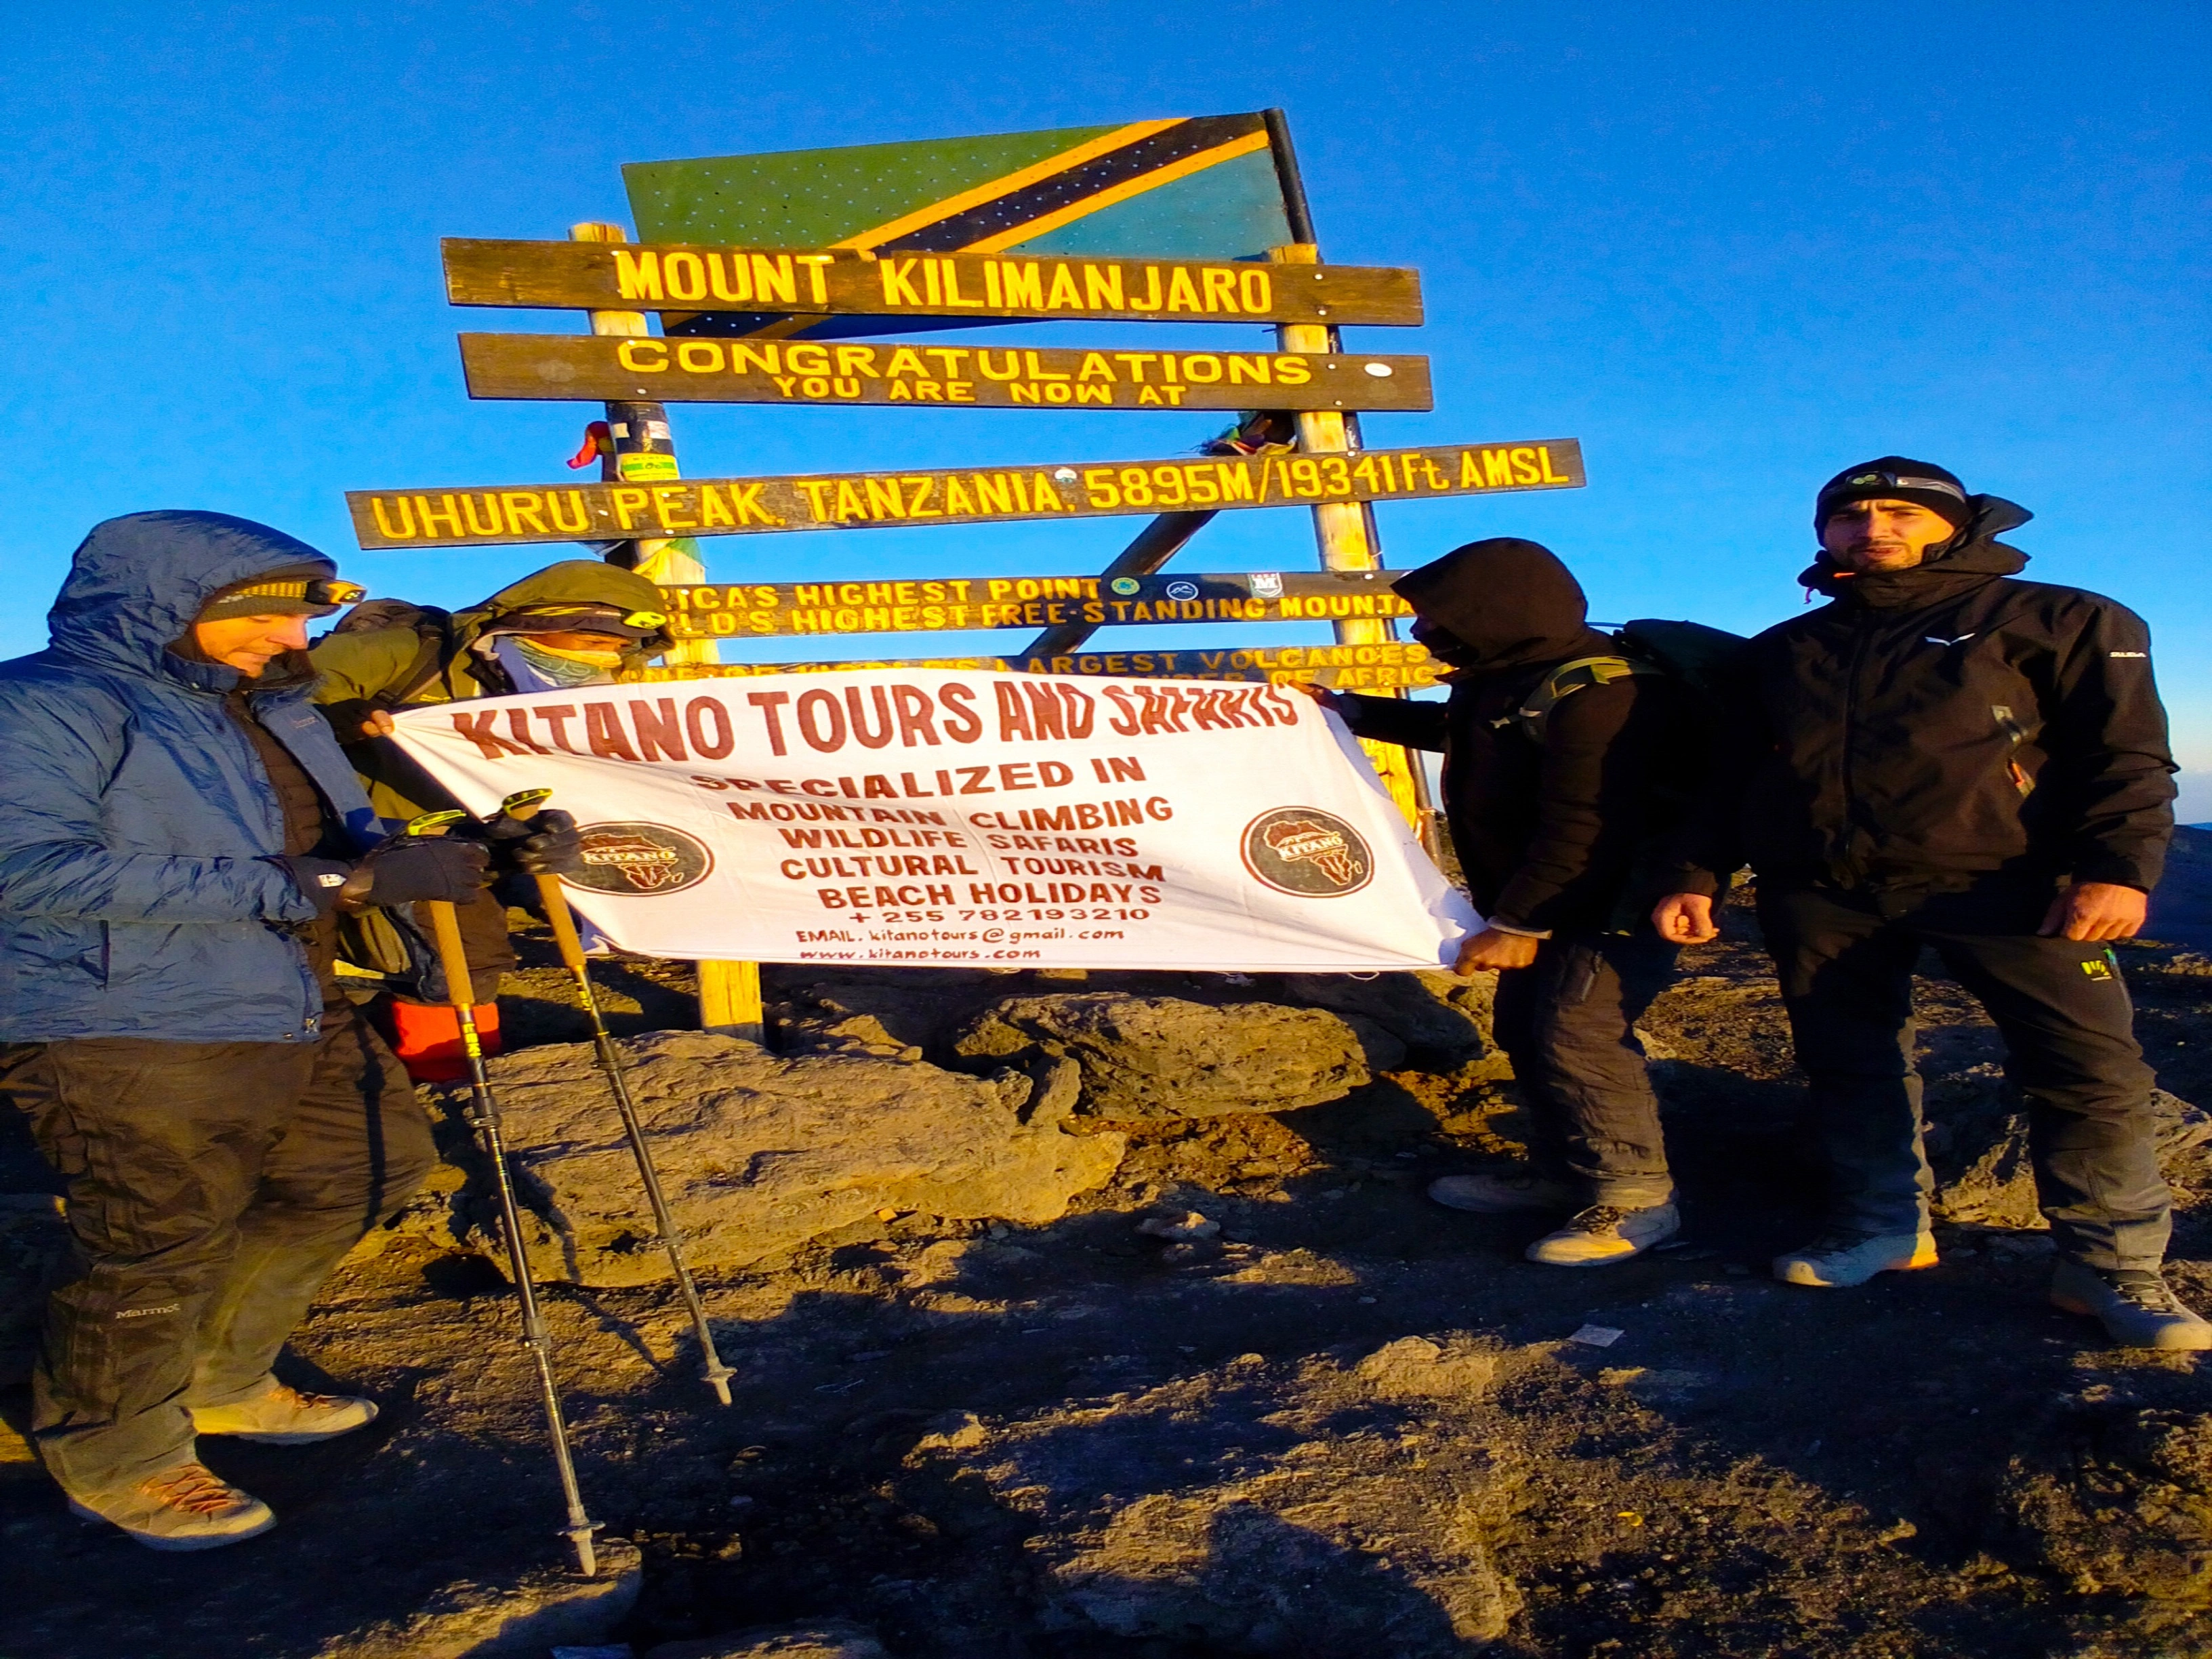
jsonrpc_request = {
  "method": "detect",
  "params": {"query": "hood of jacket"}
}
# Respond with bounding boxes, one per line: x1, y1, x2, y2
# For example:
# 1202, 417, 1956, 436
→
450, 560, 673, 656
1391, 538, 1610, 672
1797, 495, 2034, 610
47, 512, 337, 693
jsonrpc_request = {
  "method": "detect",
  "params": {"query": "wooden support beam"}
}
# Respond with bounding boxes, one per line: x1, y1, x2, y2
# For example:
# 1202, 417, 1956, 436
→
571, 224, 762, 1042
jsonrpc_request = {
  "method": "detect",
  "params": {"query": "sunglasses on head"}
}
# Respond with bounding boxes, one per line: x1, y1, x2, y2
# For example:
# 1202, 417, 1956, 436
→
1835, 472, 1965, 502
512, 605, 670, 632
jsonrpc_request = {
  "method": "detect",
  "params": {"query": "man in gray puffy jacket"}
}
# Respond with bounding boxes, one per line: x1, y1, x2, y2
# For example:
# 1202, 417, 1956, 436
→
0, 512, 489, 1550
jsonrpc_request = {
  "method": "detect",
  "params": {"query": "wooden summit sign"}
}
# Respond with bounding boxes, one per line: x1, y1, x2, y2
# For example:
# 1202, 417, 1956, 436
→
632, 639, 1442, 692
443, 241, 1423, 329
458, 334, 1432, 412
349, 439, 1581, 548
657, 570, 1420, 641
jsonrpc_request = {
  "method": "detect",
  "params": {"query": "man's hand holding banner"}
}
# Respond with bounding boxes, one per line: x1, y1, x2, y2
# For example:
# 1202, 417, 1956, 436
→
390, 668, 1476, 972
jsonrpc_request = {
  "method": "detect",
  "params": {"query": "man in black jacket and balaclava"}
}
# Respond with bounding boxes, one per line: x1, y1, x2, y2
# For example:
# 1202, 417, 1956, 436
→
1313, 538, 1700, 1267
1653, 459, 2207, 1349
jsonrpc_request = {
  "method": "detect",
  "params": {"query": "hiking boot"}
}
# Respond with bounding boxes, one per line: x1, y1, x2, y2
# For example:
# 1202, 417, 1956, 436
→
1774, 1229, 1938, 1288
1429, 1170, 1578, 1215
2051, 1261, 2212, 1351
190, 1381, 378, 1444
66, 1462, 275, 1551
1526, 1202, 1681, 1267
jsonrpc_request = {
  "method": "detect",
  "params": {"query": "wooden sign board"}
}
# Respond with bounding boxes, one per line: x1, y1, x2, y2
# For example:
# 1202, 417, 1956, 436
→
658, 570, 1413, 641
348, 440, 1582, 550
443, 240, 1422, 329
458, 333, 1433, 413
631, 639, 1441, 692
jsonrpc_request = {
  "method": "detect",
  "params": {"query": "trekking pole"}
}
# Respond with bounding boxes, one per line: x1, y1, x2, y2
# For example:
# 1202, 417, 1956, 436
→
497, 789, 737, 1406
406, 809, 602, 1576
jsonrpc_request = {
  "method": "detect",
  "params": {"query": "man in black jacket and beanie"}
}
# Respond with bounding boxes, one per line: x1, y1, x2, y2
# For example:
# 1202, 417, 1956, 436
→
1317, 538, 1700, 1266
1653, 459, 2208, 1349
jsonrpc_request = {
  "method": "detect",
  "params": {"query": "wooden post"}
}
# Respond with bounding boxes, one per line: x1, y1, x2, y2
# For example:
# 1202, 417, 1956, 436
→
1269, 241, 1427, 834
571, 222, 762, 1043
567, 223, 718, 668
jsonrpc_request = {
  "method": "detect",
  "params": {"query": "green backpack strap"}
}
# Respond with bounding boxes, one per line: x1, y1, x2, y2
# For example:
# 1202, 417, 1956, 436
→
1492, 655, 1667, 745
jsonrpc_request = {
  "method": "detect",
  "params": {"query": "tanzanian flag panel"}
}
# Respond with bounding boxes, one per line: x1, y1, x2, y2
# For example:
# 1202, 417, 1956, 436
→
623, 115, 1296, 341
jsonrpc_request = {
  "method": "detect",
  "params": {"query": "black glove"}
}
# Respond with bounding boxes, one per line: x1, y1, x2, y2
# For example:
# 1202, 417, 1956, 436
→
341, 836, 491, 908
283, 856, 358, 917
485, 808, 586, 876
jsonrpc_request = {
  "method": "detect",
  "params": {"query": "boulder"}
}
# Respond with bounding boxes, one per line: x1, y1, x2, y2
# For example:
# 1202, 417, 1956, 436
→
1275, 972, 1491, 1068
314, 1538, 640, 1658
951, 994, 1403, 1122
1923, 1023, 2211, 1227
430, 1032, 1124, 1286
644, 1622, 888, 1659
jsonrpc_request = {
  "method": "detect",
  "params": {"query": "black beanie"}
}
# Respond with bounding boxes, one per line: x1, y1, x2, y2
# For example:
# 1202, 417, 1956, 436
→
1814, 457, 1972, 530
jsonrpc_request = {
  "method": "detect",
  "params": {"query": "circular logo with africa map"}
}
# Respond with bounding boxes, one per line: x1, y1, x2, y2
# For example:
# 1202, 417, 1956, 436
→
1240, 807, 1374, 897
565, 822, 715, 897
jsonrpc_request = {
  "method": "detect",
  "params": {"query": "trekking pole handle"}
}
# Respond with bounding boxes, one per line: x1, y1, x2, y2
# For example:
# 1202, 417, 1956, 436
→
404, 812, 480, 1010
499, 789, 592, 977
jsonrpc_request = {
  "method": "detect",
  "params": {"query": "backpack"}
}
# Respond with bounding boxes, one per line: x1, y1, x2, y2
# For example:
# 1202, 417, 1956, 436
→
325, 600, 462, 710
1499, 618, 1749, 745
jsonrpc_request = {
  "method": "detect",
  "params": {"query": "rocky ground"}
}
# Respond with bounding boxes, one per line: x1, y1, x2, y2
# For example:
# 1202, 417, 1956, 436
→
7, 858, 2212, 1658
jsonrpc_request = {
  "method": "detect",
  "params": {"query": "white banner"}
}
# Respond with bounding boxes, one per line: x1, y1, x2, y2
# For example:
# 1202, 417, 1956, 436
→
388, 669, 1475, 972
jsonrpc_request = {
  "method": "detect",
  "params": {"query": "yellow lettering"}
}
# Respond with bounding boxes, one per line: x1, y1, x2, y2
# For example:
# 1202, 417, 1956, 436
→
499, 491, 548, 535
609, 487, 650, 531
752, 253, 797, 306
834, 344, 878, 377
880, 258, 924, 306
1165, 268, 1204, 312
612, 249, 662, 300
617, 339, 668, 373
864, 477, 905, 520
661, 251, 708, 302
675, 340, 722, 373
369, 496, 415, 539
1539, 445, 1570, 483
1076, 352, 1115, 382
1272, 355, 1311, 386
1482, 449, 1514, 487
1045, 265, 1083, 309
1237, 269, 1271, 313
1082, 264, 1125, 310
940, 260, 985, 308
699, 485, 736, 527
796, 253, 832, 304
1024, 350, 1069, 382
999, 261, 1044, 308
706, 252, 750, 302
784, 343, 830, 375
652, 486, 696, 531
1200, 268, 1237, 312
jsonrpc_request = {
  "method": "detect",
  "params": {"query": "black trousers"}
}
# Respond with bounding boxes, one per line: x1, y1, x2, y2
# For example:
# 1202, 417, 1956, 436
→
0, 998, 437, 1492
1759, 880, 2169, 1269
1492, 928, 1680, 1207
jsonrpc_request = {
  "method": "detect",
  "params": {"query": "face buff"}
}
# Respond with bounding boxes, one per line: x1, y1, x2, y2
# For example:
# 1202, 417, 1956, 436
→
487, 635, 625, 692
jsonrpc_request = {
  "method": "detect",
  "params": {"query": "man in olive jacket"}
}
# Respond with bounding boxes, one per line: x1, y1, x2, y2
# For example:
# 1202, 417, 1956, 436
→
1654, 458, 2205, 1349
1320, 538, 1701, 1267
308, 560, 669, 1062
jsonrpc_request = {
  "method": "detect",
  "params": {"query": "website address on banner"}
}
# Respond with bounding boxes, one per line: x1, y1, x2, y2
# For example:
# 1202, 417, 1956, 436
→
792, 922, 1127, 962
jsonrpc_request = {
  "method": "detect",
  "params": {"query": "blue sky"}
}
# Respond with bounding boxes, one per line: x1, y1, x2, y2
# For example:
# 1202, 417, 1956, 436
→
6, 3, 2207, 806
